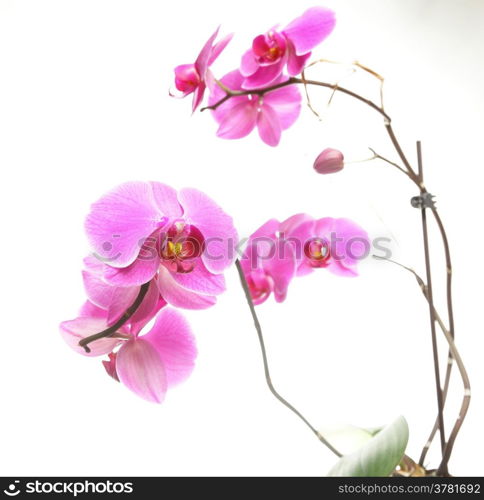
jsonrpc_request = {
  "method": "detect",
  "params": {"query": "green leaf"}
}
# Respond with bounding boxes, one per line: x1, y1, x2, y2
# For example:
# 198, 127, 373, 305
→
327, 416, 409, 477
320, 425, 376, 456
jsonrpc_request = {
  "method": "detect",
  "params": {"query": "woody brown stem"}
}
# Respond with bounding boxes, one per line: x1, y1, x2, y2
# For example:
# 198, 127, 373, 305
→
374, 256, 470, 476
416, 141, 447, 463
78, 282, 150, 353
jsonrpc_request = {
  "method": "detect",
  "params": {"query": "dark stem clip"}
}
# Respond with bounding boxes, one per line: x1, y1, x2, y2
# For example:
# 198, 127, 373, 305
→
411, 192, 435, 209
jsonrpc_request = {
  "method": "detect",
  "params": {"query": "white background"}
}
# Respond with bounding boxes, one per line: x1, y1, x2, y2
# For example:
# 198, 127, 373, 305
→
1, 0, 483, 476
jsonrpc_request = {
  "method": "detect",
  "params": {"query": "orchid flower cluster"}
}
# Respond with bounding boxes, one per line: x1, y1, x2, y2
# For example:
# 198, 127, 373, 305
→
171, 5, 470, 477
61, 5, 470, 478
241, 214, 368, 305
60, 180, 366, 404
61, 181, 238, 403
173, 6, 335, 146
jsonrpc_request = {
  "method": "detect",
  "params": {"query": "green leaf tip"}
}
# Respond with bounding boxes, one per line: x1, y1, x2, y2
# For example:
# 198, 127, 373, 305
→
327, 416, 409, 477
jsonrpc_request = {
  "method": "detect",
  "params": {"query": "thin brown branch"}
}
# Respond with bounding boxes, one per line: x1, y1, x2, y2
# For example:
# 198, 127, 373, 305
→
235, 259, 342, 458
202, 77, 391, 122
373, 256, 470, 476
78, 281, 150, 353
367, 148, 411, 177
202, 72, 465, 471
416, 142, 447, 461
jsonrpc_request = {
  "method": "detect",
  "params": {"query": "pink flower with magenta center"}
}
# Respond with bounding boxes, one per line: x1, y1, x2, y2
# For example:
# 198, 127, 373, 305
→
240, 7, 336, 89
241, 213, 369, 304
84, 181, 238, 310
173, 26, 233, 111
209, 70, 301, 146
283, 214, 370, 278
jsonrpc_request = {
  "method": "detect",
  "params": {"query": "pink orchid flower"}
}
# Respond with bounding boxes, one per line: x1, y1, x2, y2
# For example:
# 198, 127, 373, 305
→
241, 214, 369, 304
240, 218, 296, 305
209, 70, 301, 146
282, 214, 370, 277
174, 26, 233, 112
84, 181, 238, 310
61, 306, 197, 403
240, 7, 336, 89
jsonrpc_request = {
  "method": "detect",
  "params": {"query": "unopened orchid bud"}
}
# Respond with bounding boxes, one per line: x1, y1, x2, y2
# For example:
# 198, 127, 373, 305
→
313, 148, 344, 174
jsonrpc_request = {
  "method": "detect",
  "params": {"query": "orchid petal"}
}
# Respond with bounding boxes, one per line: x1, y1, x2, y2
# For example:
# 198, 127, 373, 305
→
60, 316, 122, 357
216, 100, 258, 139
295, 260, 316, 277
240, 49, 259, 77
314, 217, 335, 236
143, 308, 197, 387
263, 238, 296, 302
242, 219, 280, 283
263, 85, 302, 129
116, 339, 167, 403
150, 182, 183, 218
83, 254, 104, 274
210, 69, 244, 100
191, 82, 206, 113
284, 219, 316, 267
241, 58, 286, 89
84, 182, 164, 268
329, 218, 370, 268
257, 104, 282, 146
157, 266, 217, 309
82, 269, 115, 310
286, 43, 311, 75
178, 188, 238, 273
194, 27, 220, 77
102, 235, 160, 287
130, 280, 166, 336
280, 213, 314, 236
78, 300, 108, 319
209, 70, 248, 124
283, 7, 336, 55
171, 259, 226, 295
208, 32, 233, 65
106, 286, 140, 326
326, 259, 359, 277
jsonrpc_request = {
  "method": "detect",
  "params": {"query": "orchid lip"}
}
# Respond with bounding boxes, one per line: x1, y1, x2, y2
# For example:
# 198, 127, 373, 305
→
252, 31, 287, 65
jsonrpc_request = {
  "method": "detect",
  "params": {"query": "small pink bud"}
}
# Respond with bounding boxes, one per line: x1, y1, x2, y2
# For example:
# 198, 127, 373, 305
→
313, 148, 344, 174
